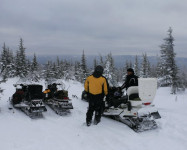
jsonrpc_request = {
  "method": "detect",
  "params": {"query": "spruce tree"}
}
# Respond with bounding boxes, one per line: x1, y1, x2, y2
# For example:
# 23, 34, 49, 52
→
43, 61, 54, 82
122, 60, 129, 81
55, 56, 62, 79
31, 53, 38, 72
99, 55, 104, 66
134, 55, 139, 76
0, 43, 7, 74
140, 53, 150, 78
74, 61, 82, 82
103, 53, 117, 86
80, 50, 87, 83
0, 43, 8, 78
15, 38, 27, 78
150, 64, 157, 78
158, 27, 178, 93
0, 43, 15, 79
93, 58, 97, 69
129, 61, 133, 68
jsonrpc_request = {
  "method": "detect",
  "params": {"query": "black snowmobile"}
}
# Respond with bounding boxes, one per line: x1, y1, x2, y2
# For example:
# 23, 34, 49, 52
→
103, 78, 161, 132
10, 84, 47, 118
43, 83, 73, 115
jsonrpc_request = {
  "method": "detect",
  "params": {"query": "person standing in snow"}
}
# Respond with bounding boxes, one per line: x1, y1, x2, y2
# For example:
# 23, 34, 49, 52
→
84, 65, 109, 126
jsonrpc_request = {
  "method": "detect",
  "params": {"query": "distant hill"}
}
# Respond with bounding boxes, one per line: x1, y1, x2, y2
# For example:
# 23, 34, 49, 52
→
28, 55, 187, 69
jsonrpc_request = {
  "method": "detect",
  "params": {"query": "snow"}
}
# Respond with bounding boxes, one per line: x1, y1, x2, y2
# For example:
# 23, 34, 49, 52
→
0, 78, 187, 150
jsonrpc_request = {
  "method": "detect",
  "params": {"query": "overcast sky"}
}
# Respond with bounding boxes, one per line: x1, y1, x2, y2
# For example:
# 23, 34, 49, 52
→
0, 0, 187, 57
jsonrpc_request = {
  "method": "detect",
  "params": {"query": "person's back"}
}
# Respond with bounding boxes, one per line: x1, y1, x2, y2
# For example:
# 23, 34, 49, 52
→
85, 75, 108, 96
84, 65, 108, 126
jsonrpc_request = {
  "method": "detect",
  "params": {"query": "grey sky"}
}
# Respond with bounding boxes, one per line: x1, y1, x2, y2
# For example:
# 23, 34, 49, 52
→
0, 0, 187, 57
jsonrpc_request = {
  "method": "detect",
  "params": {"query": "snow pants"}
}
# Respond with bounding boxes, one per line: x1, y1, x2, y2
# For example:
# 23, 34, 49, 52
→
86, 94, 104, 122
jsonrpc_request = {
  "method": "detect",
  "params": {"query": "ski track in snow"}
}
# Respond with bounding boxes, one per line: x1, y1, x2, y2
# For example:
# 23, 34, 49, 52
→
0, 78, 187, 150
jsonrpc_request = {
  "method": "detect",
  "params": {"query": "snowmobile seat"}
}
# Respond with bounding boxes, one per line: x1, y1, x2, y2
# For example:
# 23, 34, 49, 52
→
127, 86, 142, 107
12, 90, 24, 105
54, 90, 68, 99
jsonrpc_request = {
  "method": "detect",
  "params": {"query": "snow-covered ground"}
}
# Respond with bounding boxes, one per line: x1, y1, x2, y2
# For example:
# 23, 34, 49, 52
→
0, 78, 187, 150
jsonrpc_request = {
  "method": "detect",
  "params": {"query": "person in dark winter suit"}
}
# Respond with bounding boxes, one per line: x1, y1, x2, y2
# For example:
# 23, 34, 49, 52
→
107, 68, 138, 108
84, 65, 109, 126
121, 68, 138, 90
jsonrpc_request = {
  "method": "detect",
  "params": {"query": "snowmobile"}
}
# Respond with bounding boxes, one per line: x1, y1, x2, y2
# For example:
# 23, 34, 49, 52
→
43, 83, 73, 115
10, 84, 47, 118
103, 78, 161, 132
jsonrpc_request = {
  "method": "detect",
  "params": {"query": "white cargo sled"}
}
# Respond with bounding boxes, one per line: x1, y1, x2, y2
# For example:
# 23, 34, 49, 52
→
103, 78, 161, 132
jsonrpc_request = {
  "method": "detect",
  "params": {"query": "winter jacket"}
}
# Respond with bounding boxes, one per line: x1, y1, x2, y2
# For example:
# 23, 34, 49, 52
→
84, 73, 108, 96
121, 74, 138, 90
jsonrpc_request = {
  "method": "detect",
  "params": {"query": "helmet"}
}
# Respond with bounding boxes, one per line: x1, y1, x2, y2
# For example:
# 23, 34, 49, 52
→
127, 68, 134, 73
95, 65, 104, 74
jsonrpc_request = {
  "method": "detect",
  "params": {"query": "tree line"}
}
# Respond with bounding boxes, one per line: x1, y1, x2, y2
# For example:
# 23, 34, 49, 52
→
0, 27, 186, 94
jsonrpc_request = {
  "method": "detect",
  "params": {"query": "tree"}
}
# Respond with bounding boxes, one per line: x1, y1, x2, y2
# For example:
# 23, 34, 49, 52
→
93, 57, 97, 69
134, 55, 139, 76
129, 61, 133, 68
74, 61, 82, 82
140, 53, 150, 78
43, 61, 54, 82
0, 43, 15, 79
31, 54, 38, 72
80, 50, 87, 83
15, 38, 27, 78
26, 58, 41, 82
158, 27, 178, 93
99, 55, 104, 66
150, 64, 157, 78
103, 53, 117, 86
55, 56, 63, 79
122, 60, 129, 81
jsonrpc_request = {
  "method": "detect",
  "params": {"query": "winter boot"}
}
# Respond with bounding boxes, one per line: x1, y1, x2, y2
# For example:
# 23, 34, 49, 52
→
94, 116, 101, 125
86, 120, 92, 126
94, 119, 100, 125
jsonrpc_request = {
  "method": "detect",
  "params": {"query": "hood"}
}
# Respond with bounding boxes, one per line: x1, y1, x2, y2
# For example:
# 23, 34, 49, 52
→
93, 71, 102, 78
